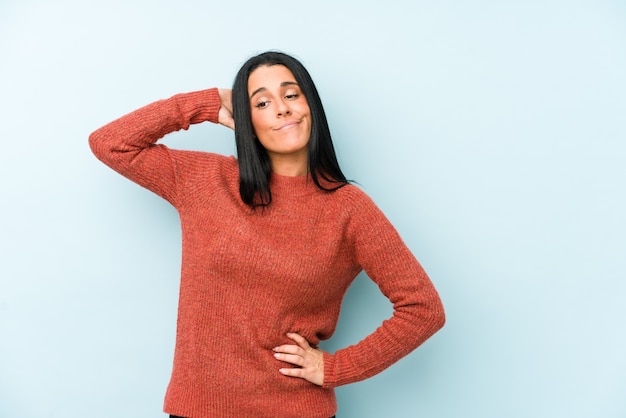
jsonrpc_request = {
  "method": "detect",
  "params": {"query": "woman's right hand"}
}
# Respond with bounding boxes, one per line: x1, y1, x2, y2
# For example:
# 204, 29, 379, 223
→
218, 88, 235, 130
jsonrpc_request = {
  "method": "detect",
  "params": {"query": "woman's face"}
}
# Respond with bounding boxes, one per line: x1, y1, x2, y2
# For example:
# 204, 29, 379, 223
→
248, 64, 311, 175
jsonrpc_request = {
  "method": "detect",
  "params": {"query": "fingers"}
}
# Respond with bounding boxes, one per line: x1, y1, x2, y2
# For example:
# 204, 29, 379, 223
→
217, 88, 232, 108
275, 352, 305, 367
278, 365, 308, 380
217, 88, 235, 130
273, 340, 307, 365
272, 333, 324, 386
286, 332, 312, 350
272, 333, 311, 359
218, 107, 235, 130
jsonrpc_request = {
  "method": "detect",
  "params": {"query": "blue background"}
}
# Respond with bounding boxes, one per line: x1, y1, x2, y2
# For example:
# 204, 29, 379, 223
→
1, 1, 625, 417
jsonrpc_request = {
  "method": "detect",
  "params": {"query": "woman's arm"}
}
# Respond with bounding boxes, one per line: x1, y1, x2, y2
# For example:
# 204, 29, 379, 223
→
323, 193, 446, 388
88, 88, 229, 204
272, 191, 445, 388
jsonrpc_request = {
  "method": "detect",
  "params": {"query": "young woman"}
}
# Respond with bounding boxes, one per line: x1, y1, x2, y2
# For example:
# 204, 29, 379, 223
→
89, 51, 445, 418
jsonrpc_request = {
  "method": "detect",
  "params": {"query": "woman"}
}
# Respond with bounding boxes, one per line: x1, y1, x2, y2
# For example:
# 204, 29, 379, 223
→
89, 51, 445, 418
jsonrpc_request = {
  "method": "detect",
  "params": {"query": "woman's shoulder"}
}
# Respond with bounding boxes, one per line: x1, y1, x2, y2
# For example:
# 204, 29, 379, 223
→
325, 183, 398, 240
329, 182, 379, 213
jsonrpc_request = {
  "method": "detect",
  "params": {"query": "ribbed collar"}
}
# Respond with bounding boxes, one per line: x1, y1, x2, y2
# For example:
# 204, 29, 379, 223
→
268, 172, 321, 197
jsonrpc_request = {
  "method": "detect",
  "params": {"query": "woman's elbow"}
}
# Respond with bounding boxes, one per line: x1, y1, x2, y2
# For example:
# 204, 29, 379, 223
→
427, 295, 446, 334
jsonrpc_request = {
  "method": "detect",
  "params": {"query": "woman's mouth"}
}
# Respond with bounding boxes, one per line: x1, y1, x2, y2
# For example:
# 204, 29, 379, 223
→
274, 120, 300, 131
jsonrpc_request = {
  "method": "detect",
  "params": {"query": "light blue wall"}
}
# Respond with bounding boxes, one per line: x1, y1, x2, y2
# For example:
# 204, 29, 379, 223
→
1, 1, 625, 417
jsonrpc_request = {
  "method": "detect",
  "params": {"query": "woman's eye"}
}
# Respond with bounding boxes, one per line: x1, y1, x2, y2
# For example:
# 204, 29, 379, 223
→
255, 100, 269, 109
285, 93, 299, 100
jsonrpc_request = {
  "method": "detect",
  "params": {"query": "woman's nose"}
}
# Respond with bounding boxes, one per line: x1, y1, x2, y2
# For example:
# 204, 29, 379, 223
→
276, 99, 291, 116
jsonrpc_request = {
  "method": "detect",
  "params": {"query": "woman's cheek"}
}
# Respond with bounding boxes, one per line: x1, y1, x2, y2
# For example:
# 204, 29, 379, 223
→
250, 113, 267, 133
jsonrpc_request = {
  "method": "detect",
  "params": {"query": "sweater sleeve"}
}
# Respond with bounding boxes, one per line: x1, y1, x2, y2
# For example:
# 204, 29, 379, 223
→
322, 192, 445, 388
88, 88, 222, 205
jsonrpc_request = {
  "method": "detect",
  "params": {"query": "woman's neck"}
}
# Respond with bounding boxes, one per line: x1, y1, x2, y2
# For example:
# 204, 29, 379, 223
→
268, 153, 308, 177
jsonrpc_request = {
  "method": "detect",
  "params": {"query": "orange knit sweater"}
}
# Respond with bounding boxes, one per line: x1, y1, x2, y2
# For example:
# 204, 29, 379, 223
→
89, 88, 445, 418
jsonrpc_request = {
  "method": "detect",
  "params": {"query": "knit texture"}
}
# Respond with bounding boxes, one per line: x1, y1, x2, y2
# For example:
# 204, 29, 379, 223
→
89, 88, 445, 418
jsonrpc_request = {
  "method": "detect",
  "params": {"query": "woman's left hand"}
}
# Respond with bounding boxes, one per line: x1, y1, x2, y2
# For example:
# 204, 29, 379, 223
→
273, 332, 324, 386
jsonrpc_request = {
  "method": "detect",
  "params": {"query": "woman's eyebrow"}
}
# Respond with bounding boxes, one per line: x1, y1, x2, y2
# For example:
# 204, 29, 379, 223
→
249, 81, 299, 99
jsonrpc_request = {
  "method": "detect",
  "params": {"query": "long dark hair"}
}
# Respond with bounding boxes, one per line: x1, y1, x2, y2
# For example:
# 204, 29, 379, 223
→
232, 51, 349, 208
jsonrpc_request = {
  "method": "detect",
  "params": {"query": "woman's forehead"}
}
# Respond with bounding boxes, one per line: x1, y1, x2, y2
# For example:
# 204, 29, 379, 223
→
248, 65, 297, 94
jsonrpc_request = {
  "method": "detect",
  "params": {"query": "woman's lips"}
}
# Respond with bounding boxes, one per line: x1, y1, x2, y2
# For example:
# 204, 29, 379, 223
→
274, 120, 300, 131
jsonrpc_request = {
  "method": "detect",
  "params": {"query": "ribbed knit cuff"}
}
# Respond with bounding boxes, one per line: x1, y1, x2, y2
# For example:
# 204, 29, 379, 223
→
174, 87, 221, 125
322, 351, 337, 388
